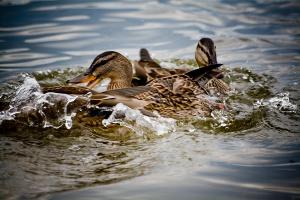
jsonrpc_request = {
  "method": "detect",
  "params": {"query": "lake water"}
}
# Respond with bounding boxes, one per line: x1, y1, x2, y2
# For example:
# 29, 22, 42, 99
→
0, 0, 299, 199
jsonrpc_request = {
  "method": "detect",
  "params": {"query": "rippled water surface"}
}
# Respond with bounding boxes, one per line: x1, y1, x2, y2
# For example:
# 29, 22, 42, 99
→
0, 0, 300, 200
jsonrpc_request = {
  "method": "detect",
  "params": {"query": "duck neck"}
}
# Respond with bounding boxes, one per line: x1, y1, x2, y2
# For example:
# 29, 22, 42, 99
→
106, 60, 133, 90
108, 79, 131, 90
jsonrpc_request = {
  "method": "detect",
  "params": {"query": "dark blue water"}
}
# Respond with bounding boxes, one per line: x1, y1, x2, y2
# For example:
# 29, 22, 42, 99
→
0, 0, 299, 199
0, 0, 299, 80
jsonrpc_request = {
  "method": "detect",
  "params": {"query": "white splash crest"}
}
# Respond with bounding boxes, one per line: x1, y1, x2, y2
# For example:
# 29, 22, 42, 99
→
35, 92, 78, 129
0, 74, 41, 124
12, 73, 42, 107
254, 92, 297, 113
0, 74, 81, 129
102, 103, 176, 136
210, 109, 232, 128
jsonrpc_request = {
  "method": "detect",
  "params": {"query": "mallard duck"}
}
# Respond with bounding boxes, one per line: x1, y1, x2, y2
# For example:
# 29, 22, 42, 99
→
43, 53, 224, 121
63, 38, 229, 95
132, 48, 187, 85
84, 51, 224, 118
193, 38, 230, 95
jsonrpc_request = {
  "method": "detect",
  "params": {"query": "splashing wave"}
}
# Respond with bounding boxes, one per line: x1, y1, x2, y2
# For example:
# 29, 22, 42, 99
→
103, 103, 176, 136
254, 92, 297, 113
0, 74, 84, 129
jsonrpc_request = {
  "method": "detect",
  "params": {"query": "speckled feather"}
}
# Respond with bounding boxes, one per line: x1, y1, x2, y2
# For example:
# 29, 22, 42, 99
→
134, 74, 218, 118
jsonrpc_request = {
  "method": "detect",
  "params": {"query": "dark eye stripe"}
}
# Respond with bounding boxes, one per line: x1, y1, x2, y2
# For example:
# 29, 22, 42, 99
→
87, 51, 117, 73
197, 43, 212, 65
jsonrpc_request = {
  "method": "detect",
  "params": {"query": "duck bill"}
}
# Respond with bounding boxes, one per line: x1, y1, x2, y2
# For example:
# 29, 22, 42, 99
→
66, 74, 97, 87
208, 63, 224, 79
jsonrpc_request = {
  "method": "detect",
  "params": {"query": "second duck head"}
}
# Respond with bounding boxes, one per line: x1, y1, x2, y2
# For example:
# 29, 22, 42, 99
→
195, 38, 223, 78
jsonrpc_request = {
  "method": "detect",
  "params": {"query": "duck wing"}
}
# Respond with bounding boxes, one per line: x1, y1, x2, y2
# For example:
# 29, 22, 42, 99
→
42, 85, 97, 94
90, 86, 151, 108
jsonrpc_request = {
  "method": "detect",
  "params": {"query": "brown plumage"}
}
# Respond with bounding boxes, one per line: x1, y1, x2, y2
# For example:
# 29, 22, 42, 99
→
132, 38, 230, 95
89, 53, 224, 118
66, 51, 133, 91
132, 48, 189, 85
41, 39, 229, 118
51, 38, 228, 95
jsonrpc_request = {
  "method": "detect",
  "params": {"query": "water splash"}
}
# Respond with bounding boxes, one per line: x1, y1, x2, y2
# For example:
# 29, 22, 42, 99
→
268, 93, 297, 113
210, 109, 232, 128
254, 92, 297, 113
0, 74, 85, 129
102, 103, 176, 136
12, 73, 41, 107
0, 74, 41, 124
36, 92, 78, 129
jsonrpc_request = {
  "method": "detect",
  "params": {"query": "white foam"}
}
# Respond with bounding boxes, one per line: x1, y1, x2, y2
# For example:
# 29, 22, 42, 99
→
268, 92, 297, 112
102, 103, 176, 136
254, 92, 297, 113
210, 109, 232, 128
0, 75, 41, 124
12, 74, 41, 107
65, 113, 75, 130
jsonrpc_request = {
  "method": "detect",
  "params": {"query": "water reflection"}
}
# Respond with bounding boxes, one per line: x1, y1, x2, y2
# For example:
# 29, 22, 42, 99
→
49, 132, 300, 200
55, 15, 90, 22
17, 24, 98, 36
0, 56, 71, 68
25, 32, 100, 43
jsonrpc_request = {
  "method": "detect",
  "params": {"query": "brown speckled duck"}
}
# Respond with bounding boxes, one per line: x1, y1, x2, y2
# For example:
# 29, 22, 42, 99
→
80, 51, 225, 118
59, 38, 229, 95
194, 38, 230, 95
131, 48, 187, 85
132, 38, 229, 95
43, 51, 224, 119
41, 38, 229, 118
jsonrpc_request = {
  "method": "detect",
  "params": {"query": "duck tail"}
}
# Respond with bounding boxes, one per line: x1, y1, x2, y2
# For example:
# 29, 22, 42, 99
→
140, 48, 153, 61
186, 63, 223, 81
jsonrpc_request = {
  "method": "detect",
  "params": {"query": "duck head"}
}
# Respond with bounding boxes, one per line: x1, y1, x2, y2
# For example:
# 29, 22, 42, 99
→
195, 38, 223, 78
67, 51, 133, 92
